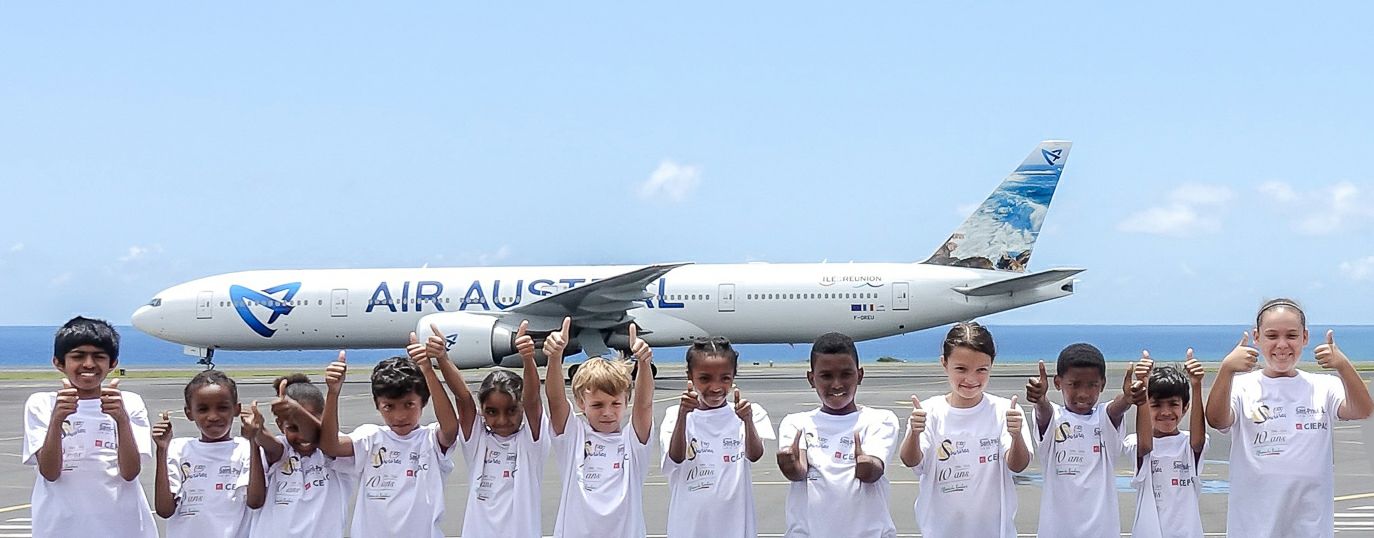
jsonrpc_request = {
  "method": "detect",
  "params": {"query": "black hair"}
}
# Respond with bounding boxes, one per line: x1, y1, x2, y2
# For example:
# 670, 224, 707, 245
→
184, 370, 239, 406
941, 321, 996, 362
371, 356, 430, 405
809, 332, 859, 368
273, 373, 324, 413
686, 336, 740, 372
479, 369, 523, 405
1257, 297, 1306, 328
53, 316, 120, 365
1147, 364, 1190, 408
1056, 343, 1106, 380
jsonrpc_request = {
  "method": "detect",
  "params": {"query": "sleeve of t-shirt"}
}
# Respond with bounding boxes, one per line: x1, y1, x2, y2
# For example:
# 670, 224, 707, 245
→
1218, 379, 1245, 434
234, 439, 253, 490
266, 436, 288, 475
1032, 402, 1057, 464
166, 439, 187, 497
348, 424, 379, 476
428, 423, 458, 473
752, 403, 776, 441
21, 392, 54, 466
1325, 374, 1350, 421
532, 412, 553, 457
659, 405, 680, 473
776, 413, 800, 449
460, 415, 485, 465
124, 392, 154, 463
551, 413, 584, 468
859, 409, 899, 465
627, 422, 653, 480
1121, 433, 1139, 471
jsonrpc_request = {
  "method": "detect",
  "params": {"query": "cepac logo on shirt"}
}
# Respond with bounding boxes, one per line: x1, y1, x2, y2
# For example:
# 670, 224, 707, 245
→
229, 282, 302, 338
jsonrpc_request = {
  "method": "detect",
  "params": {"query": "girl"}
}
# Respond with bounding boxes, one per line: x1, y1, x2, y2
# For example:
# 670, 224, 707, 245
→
153, 370, 259, 538
1205, 298, 1374, 537
245, 374, 356, 538
898, 321, 1032, 537
660, 336, 774, 537
418, 321, 549, 538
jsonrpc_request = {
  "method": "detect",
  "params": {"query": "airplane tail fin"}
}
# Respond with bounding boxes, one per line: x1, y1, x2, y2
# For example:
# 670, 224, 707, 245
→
922, 140, 1072, 273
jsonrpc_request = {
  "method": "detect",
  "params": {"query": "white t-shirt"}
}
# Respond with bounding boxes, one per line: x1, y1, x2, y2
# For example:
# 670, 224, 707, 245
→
459, 413, 552, 538
1220, 370, 1346, 538
659, 402, 775, 538
910, 394, 1031, 538
552, 412, 653, 538
22, 391, 159, 538
1124, 432, 1207, 538
248, 435, 357, 538
1033, 401, 1124, 538
164, 437, 254, 538
778, 406, 899, 538
347, 422, 457, 538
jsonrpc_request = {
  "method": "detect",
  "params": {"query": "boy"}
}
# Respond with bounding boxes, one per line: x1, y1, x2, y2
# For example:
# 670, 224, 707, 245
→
545, 318, 656, 538
1023, 343, 1133, 537
1127, 351, 1207, 538
22, 317, 158, 537
776, 332, 899, 538
319, 342, 460, 538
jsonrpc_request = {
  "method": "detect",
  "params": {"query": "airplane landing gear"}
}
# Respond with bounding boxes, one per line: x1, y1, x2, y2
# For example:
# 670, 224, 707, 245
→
197, 348, 216, 370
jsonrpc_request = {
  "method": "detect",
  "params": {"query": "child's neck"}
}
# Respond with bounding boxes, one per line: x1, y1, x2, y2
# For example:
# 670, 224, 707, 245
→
819, 403, 859, 415
199, 434, 233, 443
1153, 429, 1181, 438
946, 392, 983, 409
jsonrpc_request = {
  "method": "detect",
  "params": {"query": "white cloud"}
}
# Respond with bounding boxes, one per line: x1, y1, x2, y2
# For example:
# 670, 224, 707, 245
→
1258, 181, 1297, 203
1258, 181, 1372, 236
118, 244, 163, 263
1340, 256, 1374, 281
638, 160, 701, 202
8, 243, 22, 253
50, 272, 72, 286
1119, 183, 1232, 236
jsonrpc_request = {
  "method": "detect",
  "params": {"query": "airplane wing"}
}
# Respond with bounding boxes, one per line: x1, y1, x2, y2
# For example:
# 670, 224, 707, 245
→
953, 268, 1083, 297
509, 262, 691, 330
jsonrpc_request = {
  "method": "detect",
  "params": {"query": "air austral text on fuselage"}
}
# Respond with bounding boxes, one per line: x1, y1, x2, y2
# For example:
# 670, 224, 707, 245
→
359, 275, 685, 313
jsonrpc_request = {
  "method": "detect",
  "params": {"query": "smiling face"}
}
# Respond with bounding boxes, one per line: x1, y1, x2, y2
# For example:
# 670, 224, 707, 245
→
1055, 366, 1105, 415
1149, 395, 1188, 436
277, 402, 323, 454
186, 384, 241, 442
1256, 307, 1308, 376
941, 346, 992, 406
481, 391, 524, 437
374, 392, 425, 436
808, 352, 862, 414
688, 354, 736, 409
54, 344, 113, 398
576, 389, 627, 433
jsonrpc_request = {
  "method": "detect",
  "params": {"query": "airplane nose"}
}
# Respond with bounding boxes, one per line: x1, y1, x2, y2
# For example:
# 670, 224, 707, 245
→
132, 305, 159, 335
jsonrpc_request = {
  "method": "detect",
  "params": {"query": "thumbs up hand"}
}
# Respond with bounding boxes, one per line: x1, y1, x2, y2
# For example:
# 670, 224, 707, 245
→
678, 380, 700, 417
1184, 348, 1205, 385
325, 351, 348, 394
1314, 330, 1352, 372
99, 378, 128, 423
152, 411, 173, 451
543, 317, 572, 359
240, 401, 264, 439
52, 379, 79, 422
514, 320, 536, 365
1006, 396, 1024, 436
733, 386, 753, 422
908, 395, 927, 437
1220, 332, 1259, 374
1025, 360, 1049, 404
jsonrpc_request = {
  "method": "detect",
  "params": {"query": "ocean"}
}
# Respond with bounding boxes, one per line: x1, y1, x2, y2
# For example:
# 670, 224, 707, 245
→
2, 324, 1373, 369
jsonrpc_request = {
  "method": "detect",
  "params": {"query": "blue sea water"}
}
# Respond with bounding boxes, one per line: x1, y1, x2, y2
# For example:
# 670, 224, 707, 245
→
2, 324, 1373, 369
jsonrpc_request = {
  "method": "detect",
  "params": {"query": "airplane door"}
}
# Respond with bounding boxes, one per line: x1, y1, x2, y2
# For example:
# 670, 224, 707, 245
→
331, 289, 349, 317
196, 291, 214, 319
892, 282, 910, 311
718, 284, 735, 312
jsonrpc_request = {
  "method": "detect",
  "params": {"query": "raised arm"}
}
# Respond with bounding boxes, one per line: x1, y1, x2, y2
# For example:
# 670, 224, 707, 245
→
1206, 333, 1257, 430
151, 412, 176, 518
36, 380, 79, 481
1316, 330, 1374, 420
1106, 361, 1136, 429
99, 379, 142, 481
1132, 352, 1152, 470
514, 321, 544, 441
630, 324, 655, 445
1004, 396, 1030, 473
898, 395, 925, 468
240, 402, 267, 510
414, 331, 459, 452
545, 317, 573, 435
1025, 360, 1053, 438
1184, 349, 1207, 460
734, 387, 765, 462
320, 351, 354, 458
419, 325, 474, 442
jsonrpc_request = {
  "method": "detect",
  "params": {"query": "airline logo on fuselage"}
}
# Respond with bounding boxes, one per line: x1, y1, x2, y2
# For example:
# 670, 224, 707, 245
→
230, 283, 301, 338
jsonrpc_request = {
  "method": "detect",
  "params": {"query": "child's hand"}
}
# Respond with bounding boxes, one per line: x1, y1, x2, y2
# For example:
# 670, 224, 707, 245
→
514, 320, 535, 364
908, 395, 927, 436
1184, 348, 1205, 385
678, 381, 699, 417
1135, 351, 1153, 382
629, 324, 652, 364
1130, 378, 1148, 406
1025, 360, 1048, 404
543, 317, 571, 358
152, 411, 173, 451
1314, 330, 1352, 372
425, 323, 451, 365
1121, 360, 1138, 395
324, 351, 348, 393
270, 381, 300, 422
1006, 396, 1024, 437
780, 428, 809, 473
240, 401, 264, 439
52, 379, 79, 423
406, 331, 428, 366
733, 387, 752, 423
1220, 332, 1259, 374
99, 378, 128, 423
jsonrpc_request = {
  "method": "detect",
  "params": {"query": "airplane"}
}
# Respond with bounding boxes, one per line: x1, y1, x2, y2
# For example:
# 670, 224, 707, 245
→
132, 140, 1081, 379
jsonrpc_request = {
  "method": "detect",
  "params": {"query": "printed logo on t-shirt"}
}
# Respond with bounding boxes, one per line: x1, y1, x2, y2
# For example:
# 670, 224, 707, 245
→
371, 446, 401, 468
833, 435, 857, 462
936, 439, 962, 462
1294, 405, 1329, 431
282, 455, 300, 475
1248, 402, 1285, 424
686, 437, 699, 460
60, 420, 83, 438
182, 462, 208, 480
1053, 422, 1087, 442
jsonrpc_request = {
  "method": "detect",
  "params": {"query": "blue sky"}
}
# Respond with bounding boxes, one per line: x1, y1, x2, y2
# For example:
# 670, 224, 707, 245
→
2, 4, 1373, 326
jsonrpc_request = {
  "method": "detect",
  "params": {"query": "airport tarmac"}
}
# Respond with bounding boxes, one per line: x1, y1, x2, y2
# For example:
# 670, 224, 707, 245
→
0, 362, 1371, 537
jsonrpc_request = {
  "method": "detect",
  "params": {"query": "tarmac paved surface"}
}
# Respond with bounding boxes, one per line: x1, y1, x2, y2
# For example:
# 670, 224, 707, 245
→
0, 362, 1371, 536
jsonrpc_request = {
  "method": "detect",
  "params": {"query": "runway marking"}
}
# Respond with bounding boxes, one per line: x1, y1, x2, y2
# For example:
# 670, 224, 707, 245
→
1336, 492, 1374, 502
0, 438, 21, 442
0, 505, 27, 515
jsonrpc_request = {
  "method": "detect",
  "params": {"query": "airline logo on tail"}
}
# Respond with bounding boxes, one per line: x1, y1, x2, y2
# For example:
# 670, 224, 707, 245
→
1042, 148, 1064, 165
229, 282, 302, 338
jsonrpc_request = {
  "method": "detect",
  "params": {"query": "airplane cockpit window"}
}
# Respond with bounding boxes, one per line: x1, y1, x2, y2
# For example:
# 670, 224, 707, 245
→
147, 298, 162, 307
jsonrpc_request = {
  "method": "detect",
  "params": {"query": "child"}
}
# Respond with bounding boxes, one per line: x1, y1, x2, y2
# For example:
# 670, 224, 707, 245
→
545, 318, 657, 537
1205, 298, 1374, 537
245, 374, 356, 538
1126, 351, 1207, 538
660, 336, 774, 537
899, 322, 1031, 537
153, 370, 259, 538
778, 332, 899, 538
22, 317, 158, 538
429, 321, 550, 538
1024, 342, 1133, 537
318, 346, 460, 538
